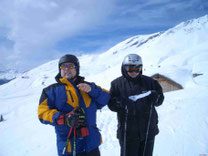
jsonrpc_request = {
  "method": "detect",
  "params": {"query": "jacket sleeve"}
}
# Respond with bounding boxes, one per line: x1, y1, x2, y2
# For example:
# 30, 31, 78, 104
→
38, 89, 61, 126
88, 83, 110, 109
152, 79, 164, 107
107, 81, 121, 112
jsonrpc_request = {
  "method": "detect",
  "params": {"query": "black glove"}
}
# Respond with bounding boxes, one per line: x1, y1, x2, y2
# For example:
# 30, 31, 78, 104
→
115, 99, 125, 109
65, 107, 87, 128
112, 97, 126, 114
115, 97, 136, 115
148, 90, 159, 105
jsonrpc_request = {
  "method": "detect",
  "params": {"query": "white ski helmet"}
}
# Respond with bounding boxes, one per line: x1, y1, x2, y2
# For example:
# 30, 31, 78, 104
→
122, 54, 142, 66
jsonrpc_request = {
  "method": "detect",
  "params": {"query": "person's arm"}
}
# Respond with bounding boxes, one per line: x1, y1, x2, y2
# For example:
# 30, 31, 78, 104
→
38, 89, 61, 126
150, 80, 164, 107
154, 80, 164, 106
108, 81, 124, 112
86, 83, 110, 109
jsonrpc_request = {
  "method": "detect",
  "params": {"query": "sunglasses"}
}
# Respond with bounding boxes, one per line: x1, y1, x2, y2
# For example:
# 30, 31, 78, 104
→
124, 65, 142, 73
60, 64, 76, 70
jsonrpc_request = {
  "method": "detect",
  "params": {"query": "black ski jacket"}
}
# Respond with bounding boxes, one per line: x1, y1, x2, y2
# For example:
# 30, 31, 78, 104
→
108, 75, 164, 141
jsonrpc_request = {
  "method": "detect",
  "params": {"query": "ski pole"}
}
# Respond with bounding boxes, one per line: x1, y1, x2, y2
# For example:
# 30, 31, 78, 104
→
142, 102, 153, 156
73, 128, 76, 156
123, 105, 128, 156
62, 127, 73, 156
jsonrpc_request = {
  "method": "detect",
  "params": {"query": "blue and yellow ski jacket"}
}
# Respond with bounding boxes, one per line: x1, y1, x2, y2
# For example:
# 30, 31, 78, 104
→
38, 75, 110, 155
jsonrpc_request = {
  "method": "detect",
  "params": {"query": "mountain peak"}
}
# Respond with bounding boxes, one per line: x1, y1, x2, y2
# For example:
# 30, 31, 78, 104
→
173, 14, 208, 31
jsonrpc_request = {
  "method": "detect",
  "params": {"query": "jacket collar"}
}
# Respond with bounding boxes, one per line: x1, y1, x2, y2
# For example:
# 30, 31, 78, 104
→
55, 73, 85, 85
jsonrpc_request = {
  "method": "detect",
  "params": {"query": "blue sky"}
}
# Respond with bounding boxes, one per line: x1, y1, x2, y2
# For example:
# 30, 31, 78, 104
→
0, 0, 208, 71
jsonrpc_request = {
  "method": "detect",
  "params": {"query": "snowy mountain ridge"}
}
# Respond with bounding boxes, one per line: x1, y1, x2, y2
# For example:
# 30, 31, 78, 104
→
0, 69, 21, 85
0, 14, 208, 156
0, 69, 19, 79
174, 14, 208, 30
105, 14, 208, 57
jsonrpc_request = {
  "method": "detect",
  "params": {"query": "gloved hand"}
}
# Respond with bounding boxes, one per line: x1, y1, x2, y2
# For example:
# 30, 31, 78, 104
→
115, 99, 125, 109
115, 97, 136, 115
66, 107, 86, 128
76, 127, 89, 138
112, 97, 126, 114
57, 107, 87, 128
148, 90, 159, 105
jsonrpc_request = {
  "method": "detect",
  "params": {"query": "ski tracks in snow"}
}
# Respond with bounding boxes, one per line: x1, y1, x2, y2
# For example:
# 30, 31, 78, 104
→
97, 108, 120, 155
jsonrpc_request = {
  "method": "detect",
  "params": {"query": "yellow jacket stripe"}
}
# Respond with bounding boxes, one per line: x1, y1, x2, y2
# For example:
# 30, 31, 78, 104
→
38, 99, 58, 123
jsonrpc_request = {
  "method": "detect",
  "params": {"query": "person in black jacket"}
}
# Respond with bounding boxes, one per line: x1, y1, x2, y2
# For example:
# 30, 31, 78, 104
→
108, 54, 164, 156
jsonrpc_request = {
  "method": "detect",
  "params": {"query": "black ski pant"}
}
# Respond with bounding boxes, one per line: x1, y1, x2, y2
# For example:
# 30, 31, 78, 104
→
64, 147, 100, 156
119, 138, 155, 156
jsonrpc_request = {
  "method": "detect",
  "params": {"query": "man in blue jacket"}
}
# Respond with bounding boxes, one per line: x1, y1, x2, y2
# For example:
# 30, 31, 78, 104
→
38, 54, 110, 156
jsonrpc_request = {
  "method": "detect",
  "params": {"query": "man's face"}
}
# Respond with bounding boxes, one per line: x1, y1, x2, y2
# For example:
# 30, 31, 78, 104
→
127, 72, 140, 78
60, 63, 77, 79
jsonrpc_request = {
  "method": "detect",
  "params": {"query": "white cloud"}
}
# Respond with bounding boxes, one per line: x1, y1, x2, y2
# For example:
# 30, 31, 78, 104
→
0, 0, 116, 70
0, 0, 207, 71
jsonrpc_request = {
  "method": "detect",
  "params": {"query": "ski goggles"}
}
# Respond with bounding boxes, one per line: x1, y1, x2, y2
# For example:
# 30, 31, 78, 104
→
124, 65, 142, 73
60, 64, 76, 70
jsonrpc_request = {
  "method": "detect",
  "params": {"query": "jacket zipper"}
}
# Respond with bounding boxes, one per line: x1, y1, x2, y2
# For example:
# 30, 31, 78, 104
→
68, 90, 74, 103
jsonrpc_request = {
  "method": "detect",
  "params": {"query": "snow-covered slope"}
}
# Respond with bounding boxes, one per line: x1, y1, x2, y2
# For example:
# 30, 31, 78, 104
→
0, 14, 208, 156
